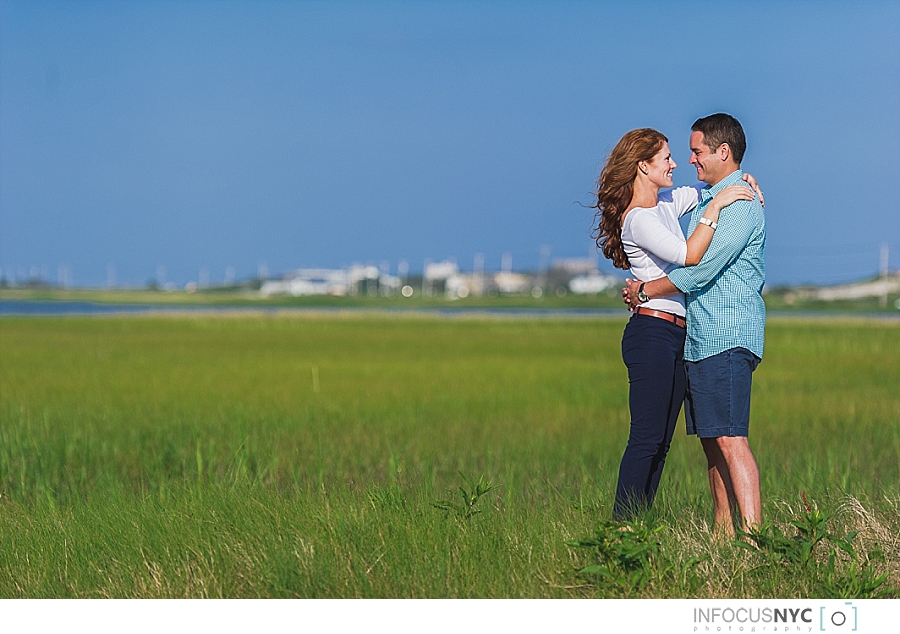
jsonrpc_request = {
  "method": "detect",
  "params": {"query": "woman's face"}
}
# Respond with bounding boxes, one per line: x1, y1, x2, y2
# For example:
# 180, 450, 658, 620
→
644, 142, 676, 188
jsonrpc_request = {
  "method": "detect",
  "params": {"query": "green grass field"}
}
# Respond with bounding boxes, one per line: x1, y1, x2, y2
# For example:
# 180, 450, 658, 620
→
0, 314, 897, 598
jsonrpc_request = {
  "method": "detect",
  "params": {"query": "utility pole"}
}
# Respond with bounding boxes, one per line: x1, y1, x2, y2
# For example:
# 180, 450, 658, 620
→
474, 253, 484, 296
880, 243, 889, 308
536, 245, 551, 297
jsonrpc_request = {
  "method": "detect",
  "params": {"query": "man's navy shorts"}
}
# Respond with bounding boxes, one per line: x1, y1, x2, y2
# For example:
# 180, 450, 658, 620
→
685, 347, 761, 438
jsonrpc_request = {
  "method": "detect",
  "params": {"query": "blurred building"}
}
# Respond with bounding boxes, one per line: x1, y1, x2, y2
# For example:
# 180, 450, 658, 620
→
260, 266, 401, 297
547, 257, 619, 295
257, 256, 622, 299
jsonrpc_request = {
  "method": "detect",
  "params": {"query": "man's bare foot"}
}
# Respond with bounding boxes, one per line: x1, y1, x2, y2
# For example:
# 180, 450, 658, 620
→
710, 524, 734, 546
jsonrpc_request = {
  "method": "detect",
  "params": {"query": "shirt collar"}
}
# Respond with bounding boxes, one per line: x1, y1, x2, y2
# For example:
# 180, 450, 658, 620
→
700, 169, 744, 202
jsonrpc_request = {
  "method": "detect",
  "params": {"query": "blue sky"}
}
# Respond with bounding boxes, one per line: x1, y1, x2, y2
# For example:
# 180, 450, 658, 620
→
1, 0, 898, 287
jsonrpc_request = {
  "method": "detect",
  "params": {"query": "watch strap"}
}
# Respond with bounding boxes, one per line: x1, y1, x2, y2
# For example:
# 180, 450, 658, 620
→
638, 282, 649, 303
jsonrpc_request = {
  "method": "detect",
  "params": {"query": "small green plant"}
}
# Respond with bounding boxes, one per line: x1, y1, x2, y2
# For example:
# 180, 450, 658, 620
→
367, 451, 407, 510
432, 472, 499, 520
735, 508, 832, 566
822, 551, 893, 599
568, 520, 665, 594
367, 483, 405, 510
736, 494, 897, 599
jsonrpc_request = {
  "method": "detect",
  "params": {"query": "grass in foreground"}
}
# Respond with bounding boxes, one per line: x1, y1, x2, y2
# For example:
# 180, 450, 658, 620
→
0, 315, 897, 597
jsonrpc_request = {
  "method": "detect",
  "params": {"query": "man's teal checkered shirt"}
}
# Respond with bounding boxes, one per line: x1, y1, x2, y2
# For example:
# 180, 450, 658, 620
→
667, 169, 766, 362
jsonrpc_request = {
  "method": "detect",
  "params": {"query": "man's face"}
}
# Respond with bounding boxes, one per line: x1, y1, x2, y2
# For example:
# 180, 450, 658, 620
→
688, 131, 722, 185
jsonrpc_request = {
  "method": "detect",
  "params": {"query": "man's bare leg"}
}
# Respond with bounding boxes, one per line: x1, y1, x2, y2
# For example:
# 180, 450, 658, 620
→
701, 438, 737, 536
710, 436, 761, 531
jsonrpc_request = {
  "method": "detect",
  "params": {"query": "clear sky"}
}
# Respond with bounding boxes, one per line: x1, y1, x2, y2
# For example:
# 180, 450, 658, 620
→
1, 0, 898, 287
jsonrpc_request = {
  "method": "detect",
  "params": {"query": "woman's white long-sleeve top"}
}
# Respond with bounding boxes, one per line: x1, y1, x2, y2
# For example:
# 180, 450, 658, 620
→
620, 184, 704, 317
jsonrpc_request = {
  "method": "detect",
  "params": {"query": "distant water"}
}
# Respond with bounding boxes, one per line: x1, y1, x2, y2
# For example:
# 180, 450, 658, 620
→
0, 300, 190, 315
1, 299, 897, 320
0, 299, 628, 318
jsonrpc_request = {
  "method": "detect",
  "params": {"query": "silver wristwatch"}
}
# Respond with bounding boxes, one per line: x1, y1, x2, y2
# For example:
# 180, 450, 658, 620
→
637, 282, 649, 303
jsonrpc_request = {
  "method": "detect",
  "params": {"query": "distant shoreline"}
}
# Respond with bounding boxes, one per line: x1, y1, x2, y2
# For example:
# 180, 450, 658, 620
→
2, 298, 899, 322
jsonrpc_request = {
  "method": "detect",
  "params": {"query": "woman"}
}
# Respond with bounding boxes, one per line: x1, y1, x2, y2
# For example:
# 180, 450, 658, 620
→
592, 128, 760, 520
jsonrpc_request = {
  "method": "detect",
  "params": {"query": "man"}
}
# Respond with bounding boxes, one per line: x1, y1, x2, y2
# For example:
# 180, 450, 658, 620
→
623, 113, 766, 534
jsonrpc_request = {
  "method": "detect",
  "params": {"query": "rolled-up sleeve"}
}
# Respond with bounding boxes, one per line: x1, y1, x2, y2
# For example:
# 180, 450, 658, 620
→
668, 199, 756, 293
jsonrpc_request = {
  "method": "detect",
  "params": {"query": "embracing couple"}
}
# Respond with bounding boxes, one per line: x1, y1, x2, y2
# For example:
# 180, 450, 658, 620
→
594, 113, 766, 536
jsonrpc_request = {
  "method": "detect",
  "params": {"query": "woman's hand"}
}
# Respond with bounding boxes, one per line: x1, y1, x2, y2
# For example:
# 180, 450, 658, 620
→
622, 278, 643, 311
741, 173, 765, 207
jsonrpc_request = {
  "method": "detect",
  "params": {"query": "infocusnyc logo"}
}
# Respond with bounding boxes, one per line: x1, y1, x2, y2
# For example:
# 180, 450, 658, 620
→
692, 602, 858, 632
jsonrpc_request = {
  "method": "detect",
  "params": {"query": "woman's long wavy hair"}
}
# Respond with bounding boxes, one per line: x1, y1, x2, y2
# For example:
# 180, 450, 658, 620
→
592, 128, 668, 270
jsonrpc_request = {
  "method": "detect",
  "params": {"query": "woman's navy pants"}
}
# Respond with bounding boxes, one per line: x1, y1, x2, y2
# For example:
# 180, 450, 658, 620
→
613, 312, 686, 520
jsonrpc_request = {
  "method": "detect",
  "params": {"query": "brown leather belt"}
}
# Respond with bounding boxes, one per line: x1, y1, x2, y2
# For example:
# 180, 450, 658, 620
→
634, 306, 686, 329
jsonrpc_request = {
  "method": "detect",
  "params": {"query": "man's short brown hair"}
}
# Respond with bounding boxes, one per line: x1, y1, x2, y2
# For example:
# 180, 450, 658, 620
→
692, 113, 746, 164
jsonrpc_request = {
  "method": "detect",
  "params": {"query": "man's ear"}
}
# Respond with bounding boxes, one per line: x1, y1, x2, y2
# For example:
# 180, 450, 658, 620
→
718, 143, 731, 162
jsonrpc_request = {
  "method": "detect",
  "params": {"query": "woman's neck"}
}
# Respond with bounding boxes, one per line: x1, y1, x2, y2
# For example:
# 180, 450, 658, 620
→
627, 178, 659, 212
